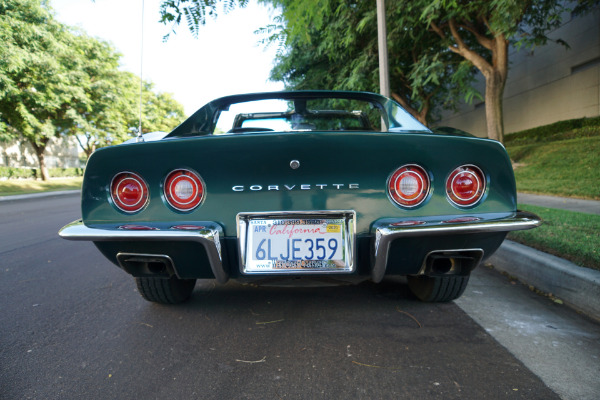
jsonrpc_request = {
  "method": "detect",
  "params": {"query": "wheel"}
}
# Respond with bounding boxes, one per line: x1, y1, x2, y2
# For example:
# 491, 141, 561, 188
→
407, 274, 470, 302
135, 276, 196, 304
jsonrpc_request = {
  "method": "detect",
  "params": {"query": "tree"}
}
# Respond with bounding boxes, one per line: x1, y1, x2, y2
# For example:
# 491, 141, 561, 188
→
268, 1, 476, 125
413, 0, 599, 142
265, 0, 599, 141
0, 0, 186, 176
157, 0, 599, 142
64, 32, 134, 159
0, 0, 87, 180
72, 69, 185, 159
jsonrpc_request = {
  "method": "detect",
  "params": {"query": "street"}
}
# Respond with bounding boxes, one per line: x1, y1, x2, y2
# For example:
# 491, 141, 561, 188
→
0, 194, 597, 399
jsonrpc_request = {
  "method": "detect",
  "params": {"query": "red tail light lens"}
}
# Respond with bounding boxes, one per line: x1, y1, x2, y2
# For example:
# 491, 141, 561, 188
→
110, 172, 149, 213
164, 169, 204, 211
388, 164, 430, 208
446, 165, 486, 207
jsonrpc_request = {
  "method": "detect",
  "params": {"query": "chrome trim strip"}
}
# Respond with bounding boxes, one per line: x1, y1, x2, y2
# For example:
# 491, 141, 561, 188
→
236, 210, 356, 275
371, 210, 542, 283
58, 220, 228, 283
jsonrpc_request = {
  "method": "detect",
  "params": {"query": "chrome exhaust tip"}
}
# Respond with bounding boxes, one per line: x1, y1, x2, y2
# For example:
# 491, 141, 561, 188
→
116, 253, 176, 278
420, 249, 484, 276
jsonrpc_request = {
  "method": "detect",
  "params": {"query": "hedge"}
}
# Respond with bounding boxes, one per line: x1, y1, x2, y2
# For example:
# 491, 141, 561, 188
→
505, 116, 600, 146
0, 167, 84, 179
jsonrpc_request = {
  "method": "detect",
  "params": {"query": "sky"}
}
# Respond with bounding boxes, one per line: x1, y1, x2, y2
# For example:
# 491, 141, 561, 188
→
50, 0, 284, 115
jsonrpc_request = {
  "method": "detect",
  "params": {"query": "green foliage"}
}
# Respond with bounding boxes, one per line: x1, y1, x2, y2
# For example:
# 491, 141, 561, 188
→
73, 70, 186, 157
267, 1, 476, 124
159, 0, 249, 39
48, 167, 84, 178
0, 166, 37, 179
0, 0, 186, 176
505, 116, 600, 146
158, 0, 600, 139
0, 0, 80, 146
509, 204, 600, 270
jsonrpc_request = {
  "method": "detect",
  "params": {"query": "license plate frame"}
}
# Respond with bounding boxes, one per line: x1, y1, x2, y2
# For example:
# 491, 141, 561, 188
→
237, 211, 356, 275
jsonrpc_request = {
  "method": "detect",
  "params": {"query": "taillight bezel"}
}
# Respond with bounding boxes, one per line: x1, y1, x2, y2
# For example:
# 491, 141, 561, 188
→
163, 168, 205, 212
387, 164, 431, 208
446, 164, 487, 208
110, 171, 149, 214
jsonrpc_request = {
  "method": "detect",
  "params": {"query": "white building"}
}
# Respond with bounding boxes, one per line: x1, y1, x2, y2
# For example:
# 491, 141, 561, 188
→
0, 136, 82, 169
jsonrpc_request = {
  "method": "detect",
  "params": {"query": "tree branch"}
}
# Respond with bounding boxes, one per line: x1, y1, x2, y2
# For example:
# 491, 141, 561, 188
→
429, 21, 446, 40
448, 18, 493, 77
458, 19, 494, 50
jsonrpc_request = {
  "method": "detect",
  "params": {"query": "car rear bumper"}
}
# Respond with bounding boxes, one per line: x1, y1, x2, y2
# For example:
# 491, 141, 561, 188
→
370, 210, 542, 282
58, 220, 228, 283
59, 211, 541, 283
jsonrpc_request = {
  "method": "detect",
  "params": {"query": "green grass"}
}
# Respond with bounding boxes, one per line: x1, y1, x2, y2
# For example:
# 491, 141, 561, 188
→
509, 204, 600, 271
507, 136, 600, 199
0, 177, 82, 196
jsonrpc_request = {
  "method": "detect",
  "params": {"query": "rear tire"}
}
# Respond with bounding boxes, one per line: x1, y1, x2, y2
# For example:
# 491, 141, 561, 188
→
407, 274, 470, 302
135, 276, 196, 304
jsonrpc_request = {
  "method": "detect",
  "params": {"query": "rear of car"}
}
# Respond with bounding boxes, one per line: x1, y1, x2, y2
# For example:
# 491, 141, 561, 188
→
60, 91, 540, 304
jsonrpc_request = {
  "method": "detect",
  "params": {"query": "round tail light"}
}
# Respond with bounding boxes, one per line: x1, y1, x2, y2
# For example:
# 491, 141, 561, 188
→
110, 172, 149, 213
388, 164, 430, 208
446, 165, 486, 207
164, 169, 204, 211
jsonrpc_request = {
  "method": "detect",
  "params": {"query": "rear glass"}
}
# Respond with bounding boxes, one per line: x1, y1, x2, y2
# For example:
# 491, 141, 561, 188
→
213, 98, 385, 134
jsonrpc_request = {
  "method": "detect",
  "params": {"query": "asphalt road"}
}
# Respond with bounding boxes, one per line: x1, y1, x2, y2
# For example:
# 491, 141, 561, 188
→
0, 194, 561, 399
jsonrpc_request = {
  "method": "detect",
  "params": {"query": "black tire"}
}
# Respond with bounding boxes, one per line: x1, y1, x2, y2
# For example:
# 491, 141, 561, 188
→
407, 274, 470, 302
135, 276, 196, 304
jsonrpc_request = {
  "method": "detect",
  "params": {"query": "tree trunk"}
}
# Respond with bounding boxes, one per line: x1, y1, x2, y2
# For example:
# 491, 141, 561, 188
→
30, 139, 50, 181
484, 71, 505, 142
436, 19, 509, 142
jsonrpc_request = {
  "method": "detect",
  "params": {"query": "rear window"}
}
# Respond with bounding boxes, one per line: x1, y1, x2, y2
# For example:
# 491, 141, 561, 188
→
214, 98, 384, 134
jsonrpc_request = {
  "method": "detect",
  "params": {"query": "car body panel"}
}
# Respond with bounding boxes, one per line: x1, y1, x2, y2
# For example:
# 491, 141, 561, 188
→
60, 91, 541, 303
82, 131, 516, 235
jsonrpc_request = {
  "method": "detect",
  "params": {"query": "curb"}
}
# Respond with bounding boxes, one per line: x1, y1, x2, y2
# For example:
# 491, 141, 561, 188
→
0, 190, 80, 202
489, 240, 600, 321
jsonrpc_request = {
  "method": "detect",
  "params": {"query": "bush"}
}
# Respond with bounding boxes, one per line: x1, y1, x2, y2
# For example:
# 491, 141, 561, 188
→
505, 116, 600, 146
0, 167, 37, 179
48, 167, 84, 177
0, 167, 84, 179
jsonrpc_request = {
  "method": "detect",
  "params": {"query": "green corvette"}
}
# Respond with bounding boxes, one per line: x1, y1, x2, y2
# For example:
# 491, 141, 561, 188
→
59, 91, 541, 304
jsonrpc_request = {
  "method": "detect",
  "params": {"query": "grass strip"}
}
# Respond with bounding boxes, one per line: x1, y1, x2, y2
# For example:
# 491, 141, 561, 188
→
507, 137, 600, 199
0, 177, 82, 197
508, 204, 600, 271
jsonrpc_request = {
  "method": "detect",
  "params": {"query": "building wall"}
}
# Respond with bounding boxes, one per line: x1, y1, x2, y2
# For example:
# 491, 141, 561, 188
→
0, 136, 82, 169
436, 7, 600, 137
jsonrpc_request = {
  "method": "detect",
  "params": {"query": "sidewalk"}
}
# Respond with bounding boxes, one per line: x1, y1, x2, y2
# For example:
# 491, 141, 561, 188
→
0, 189, 80, 202
518, 192, 600, 215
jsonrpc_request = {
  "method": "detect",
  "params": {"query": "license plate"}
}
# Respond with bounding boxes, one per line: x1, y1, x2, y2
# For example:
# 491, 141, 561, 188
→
239, 213, 354, 274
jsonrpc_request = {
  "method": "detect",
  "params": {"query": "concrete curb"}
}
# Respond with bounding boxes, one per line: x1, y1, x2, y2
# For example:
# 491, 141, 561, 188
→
489, 240, 600, 321
0, 190, 80, 202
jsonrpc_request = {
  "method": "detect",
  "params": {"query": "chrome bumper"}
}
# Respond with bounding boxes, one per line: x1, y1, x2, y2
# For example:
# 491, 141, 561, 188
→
58, 220, 228, 283
370, 211, 542, 283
